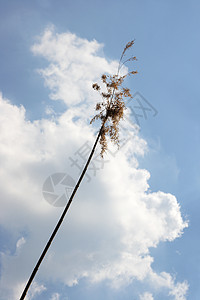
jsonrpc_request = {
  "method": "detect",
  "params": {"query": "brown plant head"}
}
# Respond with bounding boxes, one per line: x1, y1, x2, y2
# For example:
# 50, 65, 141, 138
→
90, 41, 138, 157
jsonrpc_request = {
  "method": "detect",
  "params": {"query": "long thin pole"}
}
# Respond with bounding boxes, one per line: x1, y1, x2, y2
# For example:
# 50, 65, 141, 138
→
19, 124, 104, 300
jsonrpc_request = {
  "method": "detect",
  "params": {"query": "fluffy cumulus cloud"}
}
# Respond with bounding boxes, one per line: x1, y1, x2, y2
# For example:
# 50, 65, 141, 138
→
0, 27, 188, 300
31, 25, 118, 106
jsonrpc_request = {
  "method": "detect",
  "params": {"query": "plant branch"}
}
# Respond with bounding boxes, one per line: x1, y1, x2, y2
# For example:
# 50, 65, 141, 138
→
19, 122, 106, 300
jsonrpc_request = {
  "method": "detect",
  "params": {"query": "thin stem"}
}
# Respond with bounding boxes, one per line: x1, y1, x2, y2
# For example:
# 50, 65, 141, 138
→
19, 123, 105, 300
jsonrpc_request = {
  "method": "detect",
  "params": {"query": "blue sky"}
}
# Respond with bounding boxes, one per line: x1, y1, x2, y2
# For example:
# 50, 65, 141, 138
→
0, 1, 199, 299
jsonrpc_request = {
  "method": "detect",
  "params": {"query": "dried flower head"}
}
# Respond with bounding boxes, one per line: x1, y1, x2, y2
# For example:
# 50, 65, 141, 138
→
91, 41, 138, 157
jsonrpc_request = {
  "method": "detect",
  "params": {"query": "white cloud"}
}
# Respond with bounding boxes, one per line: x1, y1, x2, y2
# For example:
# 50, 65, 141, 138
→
0, 28, 188, 300
148, 271, 189, 300
27, 281, 46, 300
50, 293, 60, 300
16, 237, 26, 253
140, 292, 154, 300
169, 280, 189, 300
31, 25, 118, 106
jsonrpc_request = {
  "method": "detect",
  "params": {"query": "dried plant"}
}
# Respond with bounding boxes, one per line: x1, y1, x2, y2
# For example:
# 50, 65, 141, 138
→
19, 40, 137, 300
91, 39, 137, 157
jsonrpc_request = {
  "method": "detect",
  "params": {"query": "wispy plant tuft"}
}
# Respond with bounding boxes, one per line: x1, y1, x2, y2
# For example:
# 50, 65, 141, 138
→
91, 40, 137, 157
